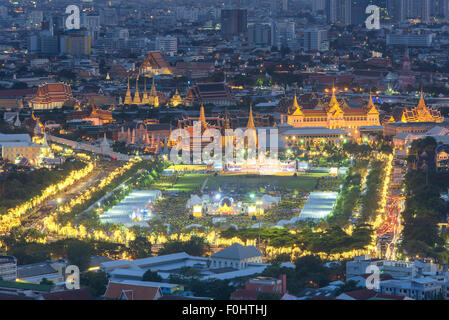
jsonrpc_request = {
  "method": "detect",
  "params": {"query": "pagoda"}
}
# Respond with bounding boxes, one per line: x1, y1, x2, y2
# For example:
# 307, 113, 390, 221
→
148, 77, 159, 107
132, 76, 142, 105
170, 89, 183, 107
400, 91, 443, 123
124, 77, 133, 105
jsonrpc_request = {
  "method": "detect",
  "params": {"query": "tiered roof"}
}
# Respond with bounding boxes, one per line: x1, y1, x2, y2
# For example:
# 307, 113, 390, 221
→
290, 90, 379, 118
401, 91, 443, 123
30, 83, 73, 105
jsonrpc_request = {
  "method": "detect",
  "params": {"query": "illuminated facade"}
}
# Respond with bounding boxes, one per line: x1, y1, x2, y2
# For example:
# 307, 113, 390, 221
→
399, 91, 443, 123
0, 133, 51, 167
124, 76, 161, 107
184, 82, 237, 106
66, 103, 114, 125
170, 89, 183, 107
29, 82, 75, 110
286, 90, 380, 130
139, 51, 173, 76
117, 121, 162, 153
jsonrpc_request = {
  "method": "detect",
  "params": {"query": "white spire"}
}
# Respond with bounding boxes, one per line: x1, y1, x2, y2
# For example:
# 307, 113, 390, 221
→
14, 113, 21, 127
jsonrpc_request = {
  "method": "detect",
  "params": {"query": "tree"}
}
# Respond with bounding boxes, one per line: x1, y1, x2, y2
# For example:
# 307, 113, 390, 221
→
128, 235, 152, 260
185, 279, 235, 300
142, 270, 163, 282
40, 278, 54, 286
80, 271, 109, 297
158, 236, 209, 257
66, 240, 92, 272
270, 253, 292, 265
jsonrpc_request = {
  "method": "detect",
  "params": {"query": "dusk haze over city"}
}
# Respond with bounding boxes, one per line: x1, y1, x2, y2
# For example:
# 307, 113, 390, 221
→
0, 0, 449, 313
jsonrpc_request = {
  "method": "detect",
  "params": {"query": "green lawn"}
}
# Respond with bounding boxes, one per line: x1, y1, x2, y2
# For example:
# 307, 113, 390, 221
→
205, 172, 328, 193
170, 174, 209, 193
158, 172, 330, 194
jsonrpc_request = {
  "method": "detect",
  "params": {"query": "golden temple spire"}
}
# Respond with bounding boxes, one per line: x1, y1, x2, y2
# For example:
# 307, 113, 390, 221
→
133, 76, 141, 104
199, 104, 207, 130
291, 91, 304, 116
247, 104, 255, 129
329, 87, 339, 107
224, 107, 230, 129
417, 89, 427, 110
124, 76, 133, 105
293, 91, 300, 110
366, 92, 379, 115
149, 77, 159, 107
142, 78, 149, 104
171, 89, 182, 107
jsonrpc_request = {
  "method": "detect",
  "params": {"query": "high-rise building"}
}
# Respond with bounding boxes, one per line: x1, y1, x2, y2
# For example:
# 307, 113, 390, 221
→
419, 0, 431, 23
392, 0, 439, 23
60, 30, 91, 56
431, 0, 449, 19
0, 6, 8, 19
40, 33, 59, 55
303, 28, 328, 52
312, 0, 327, 12
28, 31, 59, 55
100, 8, 118, 26
156, 36, 178, 56
272, 20, 296, 49
28, 10, 43, 28
325, 0, 352, 24
326, 0, 392, 25
270, 0, 280, 15
350, 0, 372, 25
343, 0, 352, 25
326, 0, 339, 23
386, 33, 433, 47
82, 14, 100, 45
248, 23, 272, 47
221, 9, 248, 40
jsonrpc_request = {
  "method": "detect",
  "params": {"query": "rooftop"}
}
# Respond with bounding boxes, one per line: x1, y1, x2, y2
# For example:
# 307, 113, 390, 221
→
211, 243, 263, 260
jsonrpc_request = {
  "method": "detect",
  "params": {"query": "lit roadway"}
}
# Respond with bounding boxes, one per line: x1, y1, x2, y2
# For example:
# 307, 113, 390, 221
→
376, 154, 406, 260
21, 161, 120, 234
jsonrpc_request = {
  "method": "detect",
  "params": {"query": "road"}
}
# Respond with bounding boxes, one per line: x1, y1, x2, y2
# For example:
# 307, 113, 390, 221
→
21, 161, 120, 232
376, 154, 406, 260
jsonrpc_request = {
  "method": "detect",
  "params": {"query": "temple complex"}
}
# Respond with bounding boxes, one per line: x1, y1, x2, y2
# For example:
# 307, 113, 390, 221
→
123, 76, 162, 107
399, 91, 443, 123
286, 89, 380, 130
170, 89, 183, 107
66, 102, 114, 125
29, 82, 76, 110
117, 120, 164, 153
184, 82, 237, 106
139, 51, 173, 76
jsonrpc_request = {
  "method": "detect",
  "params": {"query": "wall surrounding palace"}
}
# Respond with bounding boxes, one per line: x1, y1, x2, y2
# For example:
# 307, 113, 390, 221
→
46, 134, 154, 161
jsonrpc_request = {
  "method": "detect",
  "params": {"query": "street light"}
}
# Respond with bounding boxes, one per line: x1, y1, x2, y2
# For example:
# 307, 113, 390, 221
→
56, 198, 62, 240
